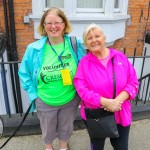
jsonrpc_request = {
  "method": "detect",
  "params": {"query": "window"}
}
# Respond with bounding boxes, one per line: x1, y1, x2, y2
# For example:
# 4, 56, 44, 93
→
39, 0, 127, 17
45, 0, 105, 14
30, 0, 130, 45
76, 0, 104, 13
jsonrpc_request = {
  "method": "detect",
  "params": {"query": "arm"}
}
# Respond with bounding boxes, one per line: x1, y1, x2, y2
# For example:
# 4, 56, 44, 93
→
115, 91, 129, 103
74, 78, 101, 108
101, 56, 139, 112
74, 58, 126, 110
18, 46, 38, 103
122, 58, 139, 100
74, 61, 101, 108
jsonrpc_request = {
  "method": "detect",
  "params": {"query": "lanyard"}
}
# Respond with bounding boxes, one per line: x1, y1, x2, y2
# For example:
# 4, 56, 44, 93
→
48, 37, 65, 68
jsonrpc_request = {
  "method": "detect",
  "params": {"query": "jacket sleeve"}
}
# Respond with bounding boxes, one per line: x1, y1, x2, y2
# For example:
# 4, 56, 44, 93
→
18, 46, 38, 103
123, 56, 139, 100
74, 60, 101, 108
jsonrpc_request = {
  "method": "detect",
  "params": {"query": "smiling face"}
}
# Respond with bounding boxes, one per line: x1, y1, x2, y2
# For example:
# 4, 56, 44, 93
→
43, 13, 65, 38
85, 28, 106, 53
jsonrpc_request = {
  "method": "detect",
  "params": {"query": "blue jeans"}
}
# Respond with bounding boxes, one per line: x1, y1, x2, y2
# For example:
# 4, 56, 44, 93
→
90, 124, 130, 150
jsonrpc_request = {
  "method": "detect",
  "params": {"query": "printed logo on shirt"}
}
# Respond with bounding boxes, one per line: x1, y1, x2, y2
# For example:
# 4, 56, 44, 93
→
118, 62, 122, 65
61, 54, 71, 60
40, 70, 74, 84
43, 63, 70, 71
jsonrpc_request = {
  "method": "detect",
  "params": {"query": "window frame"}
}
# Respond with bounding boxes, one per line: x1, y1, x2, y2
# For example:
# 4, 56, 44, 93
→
33, 0, 128, 18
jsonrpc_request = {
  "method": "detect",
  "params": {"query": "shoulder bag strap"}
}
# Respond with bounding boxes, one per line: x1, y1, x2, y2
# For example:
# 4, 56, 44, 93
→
112, 57, 116, 98
70, 36, 78, 59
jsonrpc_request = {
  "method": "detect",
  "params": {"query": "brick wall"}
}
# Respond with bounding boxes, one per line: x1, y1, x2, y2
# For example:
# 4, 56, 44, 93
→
0, 0, 34, 60
113, 0, 150, 56
0, 0, 150, 59
0, 0, 5, 33
13, 0, 34, 59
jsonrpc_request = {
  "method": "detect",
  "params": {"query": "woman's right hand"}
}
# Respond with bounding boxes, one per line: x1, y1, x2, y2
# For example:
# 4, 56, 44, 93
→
101, 97, 122, 112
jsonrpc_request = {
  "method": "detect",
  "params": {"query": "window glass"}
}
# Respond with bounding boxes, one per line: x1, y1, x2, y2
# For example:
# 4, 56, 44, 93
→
114, 0, 121, 13
77, 0, 103, 8
114, 0, 119, 8
46, 0, 64, 8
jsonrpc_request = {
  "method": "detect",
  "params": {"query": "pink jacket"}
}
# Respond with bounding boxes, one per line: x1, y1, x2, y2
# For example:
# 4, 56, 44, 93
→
74, 49, 139, 126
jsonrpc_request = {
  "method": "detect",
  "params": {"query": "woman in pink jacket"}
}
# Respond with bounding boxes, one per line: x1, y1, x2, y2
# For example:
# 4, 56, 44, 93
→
74, 24, 139, 150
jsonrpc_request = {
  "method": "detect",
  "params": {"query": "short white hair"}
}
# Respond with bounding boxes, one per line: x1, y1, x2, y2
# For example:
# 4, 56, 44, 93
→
83, 23, 105, 46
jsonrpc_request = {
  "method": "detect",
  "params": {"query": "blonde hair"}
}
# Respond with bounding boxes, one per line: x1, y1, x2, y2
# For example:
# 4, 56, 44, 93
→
83, 23, 104, 47
37, 7, 72, 36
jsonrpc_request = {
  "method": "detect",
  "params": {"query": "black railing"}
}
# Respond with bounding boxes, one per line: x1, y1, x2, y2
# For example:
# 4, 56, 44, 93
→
0, 61, 22, 116
136, 73, 150, 104
0, 47, 150, 116
123, 47, 150, 104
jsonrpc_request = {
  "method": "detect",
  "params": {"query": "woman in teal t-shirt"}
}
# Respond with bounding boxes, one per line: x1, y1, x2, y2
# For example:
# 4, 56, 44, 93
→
18, 7, 86, 150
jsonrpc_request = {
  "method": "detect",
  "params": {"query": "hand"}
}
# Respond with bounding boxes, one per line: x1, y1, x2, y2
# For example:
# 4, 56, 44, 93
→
101, 98, 122, 112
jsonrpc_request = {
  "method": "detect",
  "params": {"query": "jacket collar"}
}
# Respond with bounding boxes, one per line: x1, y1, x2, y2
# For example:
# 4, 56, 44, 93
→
86, 48, 118, 63
31, 35, 70, 51
32, 36, 47, 50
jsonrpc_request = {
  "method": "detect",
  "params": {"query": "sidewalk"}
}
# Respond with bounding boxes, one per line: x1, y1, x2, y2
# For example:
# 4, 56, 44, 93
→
0, 118, 150, 150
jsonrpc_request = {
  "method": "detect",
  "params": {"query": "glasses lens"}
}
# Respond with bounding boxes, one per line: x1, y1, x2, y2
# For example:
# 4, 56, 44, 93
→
45, 22, 63, 26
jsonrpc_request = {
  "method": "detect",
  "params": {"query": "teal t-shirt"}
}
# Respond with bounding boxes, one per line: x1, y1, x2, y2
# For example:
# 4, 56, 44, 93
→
37, 38, 77, 106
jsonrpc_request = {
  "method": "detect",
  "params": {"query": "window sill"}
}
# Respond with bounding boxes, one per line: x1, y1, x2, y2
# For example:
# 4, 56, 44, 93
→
29, 14, 130, 21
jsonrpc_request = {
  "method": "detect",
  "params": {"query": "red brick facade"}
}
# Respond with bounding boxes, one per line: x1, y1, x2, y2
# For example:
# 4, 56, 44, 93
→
0, 0, 150, 59
114, 0, 150, 55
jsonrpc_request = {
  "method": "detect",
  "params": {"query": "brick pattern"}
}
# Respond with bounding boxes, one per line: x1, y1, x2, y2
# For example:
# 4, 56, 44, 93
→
0, 0, 34, 60
0, 0, 5, 33
113, 0, 150, 56
0, 0, 150, 59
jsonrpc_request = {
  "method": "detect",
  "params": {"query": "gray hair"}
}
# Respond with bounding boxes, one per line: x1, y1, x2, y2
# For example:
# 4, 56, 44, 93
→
83, 23, 104, 46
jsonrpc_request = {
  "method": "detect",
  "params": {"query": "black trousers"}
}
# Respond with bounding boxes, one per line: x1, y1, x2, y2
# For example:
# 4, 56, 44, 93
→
89, 124, 130, 150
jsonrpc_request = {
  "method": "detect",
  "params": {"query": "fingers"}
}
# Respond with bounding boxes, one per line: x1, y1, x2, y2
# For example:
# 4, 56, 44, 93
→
103, 100, 122, 112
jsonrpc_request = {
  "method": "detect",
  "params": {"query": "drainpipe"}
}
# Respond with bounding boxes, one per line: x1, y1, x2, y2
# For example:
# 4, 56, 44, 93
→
0, 34, 10, 116
8, 0, 23, 113
3, 0, 23, 113
3, 0, 15, 115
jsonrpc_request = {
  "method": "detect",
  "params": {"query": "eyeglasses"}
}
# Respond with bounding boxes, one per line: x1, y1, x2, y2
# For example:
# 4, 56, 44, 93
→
44, 22, 64, 27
